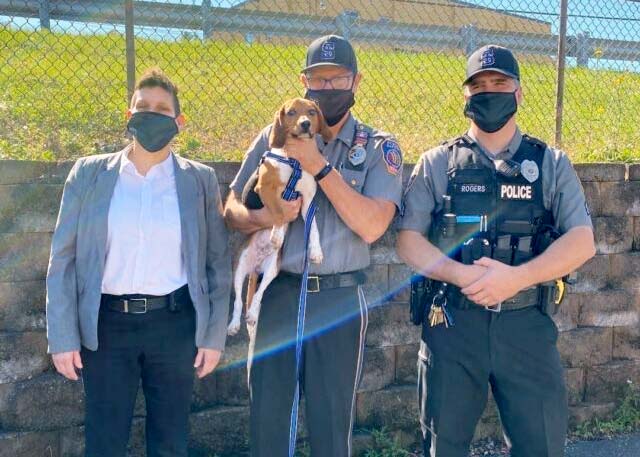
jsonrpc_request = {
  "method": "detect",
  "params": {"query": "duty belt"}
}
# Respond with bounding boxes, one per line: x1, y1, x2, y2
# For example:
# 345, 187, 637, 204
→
280, 270, 367, 293
452, 287, 540, 312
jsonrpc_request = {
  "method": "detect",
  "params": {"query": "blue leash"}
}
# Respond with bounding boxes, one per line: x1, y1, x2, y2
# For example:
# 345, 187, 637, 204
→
262, 151, 316, 456
288, 200, 317, 456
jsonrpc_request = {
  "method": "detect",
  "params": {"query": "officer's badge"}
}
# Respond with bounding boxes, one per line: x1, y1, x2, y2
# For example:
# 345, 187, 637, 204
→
382, 139, 403, 176
348, 145, 366, 167
521, 160, 539, 183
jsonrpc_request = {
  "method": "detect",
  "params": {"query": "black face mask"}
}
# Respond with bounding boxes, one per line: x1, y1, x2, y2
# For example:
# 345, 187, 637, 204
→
463, 91, 518, 133
304, 89, 355, 127
126, 111, 179, 153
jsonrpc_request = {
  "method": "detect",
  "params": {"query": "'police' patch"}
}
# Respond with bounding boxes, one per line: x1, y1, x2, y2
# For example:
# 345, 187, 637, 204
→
460, 183, 487, 193
382, 139, 402, 176
500, 184, 533, 200
481, 48, 495, 67
321, 42, 335, 60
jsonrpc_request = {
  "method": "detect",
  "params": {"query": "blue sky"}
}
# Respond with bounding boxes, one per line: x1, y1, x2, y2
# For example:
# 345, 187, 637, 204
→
468, 0, 640, 40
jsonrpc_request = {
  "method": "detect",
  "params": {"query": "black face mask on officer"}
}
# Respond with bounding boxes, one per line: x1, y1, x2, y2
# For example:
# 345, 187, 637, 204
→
126, 111, 179, 153
463, 90, 518, 133
304, 88, 355, 127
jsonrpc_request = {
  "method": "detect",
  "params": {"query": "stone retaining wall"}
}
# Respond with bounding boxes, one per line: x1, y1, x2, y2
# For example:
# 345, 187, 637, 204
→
0, 160, 639, 456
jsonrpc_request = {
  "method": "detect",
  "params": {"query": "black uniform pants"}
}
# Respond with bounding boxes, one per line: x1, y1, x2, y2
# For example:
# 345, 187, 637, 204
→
248, 274, 368, 457
419, 306, 567, 457
81, 294, 197, 457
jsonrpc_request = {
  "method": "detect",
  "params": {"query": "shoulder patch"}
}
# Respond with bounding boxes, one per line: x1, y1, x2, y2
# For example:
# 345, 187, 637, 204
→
382, 139, 403, 176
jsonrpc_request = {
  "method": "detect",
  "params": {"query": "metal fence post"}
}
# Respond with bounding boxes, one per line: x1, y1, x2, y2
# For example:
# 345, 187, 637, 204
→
554, 0, 569, 148
39, 0, 50, 30
125, 0, 136, 104
576, 31, 592, 67
202, 0, 213, 40
336, 11, 358, 40
460, 24, 478, 56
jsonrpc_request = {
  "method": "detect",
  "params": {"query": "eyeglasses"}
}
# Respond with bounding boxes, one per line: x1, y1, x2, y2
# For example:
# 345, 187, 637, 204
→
305, 74, 354, 90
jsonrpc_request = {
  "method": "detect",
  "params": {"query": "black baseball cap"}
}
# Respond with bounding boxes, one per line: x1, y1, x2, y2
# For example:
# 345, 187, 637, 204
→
303, 35, 358, 74
463, 45, 520, 85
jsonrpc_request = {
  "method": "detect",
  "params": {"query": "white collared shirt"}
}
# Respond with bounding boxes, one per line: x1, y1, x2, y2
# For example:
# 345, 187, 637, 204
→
101, 147, 187, 295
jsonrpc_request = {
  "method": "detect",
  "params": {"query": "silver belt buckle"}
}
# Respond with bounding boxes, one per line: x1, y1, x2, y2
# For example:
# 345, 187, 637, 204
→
124, 298, 148, 314
307, 276, 320, 293
485, 301, 502, 313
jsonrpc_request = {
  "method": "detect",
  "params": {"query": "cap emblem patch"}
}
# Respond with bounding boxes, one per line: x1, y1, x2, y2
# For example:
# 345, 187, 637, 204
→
481, 48, 495, 67
321, 42, 335, 60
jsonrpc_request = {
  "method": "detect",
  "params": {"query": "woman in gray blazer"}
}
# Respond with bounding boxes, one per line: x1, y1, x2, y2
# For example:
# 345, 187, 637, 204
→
46, 68, 231, 457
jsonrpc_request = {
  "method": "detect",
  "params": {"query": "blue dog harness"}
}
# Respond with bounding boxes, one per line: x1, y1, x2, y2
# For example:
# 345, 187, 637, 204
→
262, 151, 303, 201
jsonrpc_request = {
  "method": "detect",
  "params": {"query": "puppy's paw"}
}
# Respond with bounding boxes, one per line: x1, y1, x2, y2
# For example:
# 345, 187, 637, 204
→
309, 245, 324, 264
246, 307, 260, 326
227, 318, 241, 336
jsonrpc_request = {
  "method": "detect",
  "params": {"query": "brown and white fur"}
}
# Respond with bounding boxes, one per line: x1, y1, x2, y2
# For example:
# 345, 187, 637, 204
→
227, 98, 332, 336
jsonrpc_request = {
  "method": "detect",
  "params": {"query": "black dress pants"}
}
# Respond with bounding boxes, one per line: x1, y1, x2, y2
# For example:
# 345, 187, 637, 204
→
81, 294, 197, 457
248, 274, 369, 457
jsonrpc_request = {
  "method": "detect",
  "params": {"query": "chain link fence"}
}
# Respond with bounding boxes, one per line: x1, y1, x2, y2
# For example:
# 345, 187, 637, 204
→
0, 0, 639, 162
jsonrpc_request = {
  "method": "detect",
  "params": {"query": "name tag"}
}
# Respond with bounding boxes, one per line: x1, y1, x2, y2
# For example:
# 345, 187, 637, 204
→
460, 184, 487, 193
500, 184, 533, 200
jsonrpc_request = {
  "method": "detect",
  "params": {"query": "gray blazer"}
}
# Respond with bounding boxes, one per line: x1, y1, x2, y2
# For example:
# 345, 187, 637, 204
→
46, 148, 231, 354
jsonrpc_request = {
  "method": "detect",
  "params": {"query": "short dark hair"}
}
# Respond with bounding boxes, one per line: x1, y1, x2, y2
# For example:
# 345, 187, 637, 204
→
133, 67, 181, 116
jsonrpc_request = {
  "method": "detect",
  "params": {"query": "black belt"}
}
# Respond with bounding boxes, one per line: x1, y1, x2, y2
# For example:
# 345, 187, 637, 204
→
280, 270, 367, 293
500, 288, 540, 311
452, 287, 540, 312
102, 284, 190, 314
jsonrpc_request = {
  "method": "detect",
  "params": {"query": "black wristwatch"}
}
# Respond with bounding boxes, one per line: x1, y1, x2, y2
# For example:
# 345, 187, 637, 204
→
314, 162, 333, 182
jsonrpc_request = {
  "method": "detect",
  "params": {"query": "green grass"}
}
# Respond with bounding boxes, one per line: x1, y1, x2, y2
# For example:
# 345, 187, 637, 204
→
573, 381, 640, 440
0, 26, 639, 163
364, 428, 416, 457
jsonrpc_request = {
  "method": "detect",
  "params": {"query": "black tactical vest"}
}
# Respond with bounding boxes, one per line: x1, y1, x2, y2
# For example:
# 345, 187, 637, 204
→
429, 134, 554, 307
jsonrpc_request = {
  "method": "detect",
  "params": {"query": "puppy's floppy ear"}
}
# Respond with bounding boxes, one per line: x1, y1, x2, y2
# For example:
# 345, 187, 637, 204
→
315, 103, 333, 143
268, 106, 287, 149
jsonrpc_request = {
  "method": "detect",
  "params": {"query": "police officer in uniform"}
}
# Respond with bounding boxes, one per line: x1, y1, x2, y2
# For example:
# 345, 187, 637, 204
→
224, 35, 403, 456
396, 45, 596, 457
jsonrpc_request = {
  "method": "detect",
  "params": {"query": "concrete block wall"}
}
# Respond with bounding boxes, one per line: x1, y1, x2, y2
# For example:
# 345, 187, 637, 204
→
0, 160, 638, 456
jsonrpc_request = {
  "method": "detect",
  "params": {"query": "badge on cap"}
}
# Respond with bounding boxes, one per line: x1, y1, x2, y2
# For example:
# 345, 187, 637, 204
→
481, 47, 495, 67
321, 42, 335, 60
348, 145, 367, 167
521, 160, 539, 183
382, 139, 402, 176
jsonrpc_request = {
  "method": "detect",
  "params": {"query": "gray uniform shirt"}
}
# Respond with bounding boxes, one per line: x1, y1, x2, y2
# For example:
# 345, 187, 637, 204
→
230, 113, 403, 274
399, 128, 593, 236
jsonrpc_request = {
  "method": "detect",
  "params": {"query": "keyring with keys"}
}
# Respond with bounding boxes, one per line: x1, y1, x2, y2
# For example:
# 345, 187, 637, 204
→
428, 286, 455, 327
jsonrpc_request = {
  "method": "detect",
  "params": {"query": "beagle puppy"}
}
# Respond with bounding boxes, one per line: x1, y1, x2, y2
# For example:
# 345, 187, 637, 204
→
227, 98, 332, 335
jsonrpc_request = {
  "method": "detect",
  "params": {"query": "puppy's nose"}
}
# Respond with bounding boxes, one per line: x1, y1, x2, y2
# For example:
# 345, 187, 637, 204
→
300, 120, 311, 132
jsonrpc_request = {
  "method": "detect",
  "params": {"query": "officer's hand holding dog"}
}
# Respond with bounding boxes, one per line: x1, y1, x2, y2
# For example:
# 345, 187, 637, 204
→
283, 136, 326, 176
